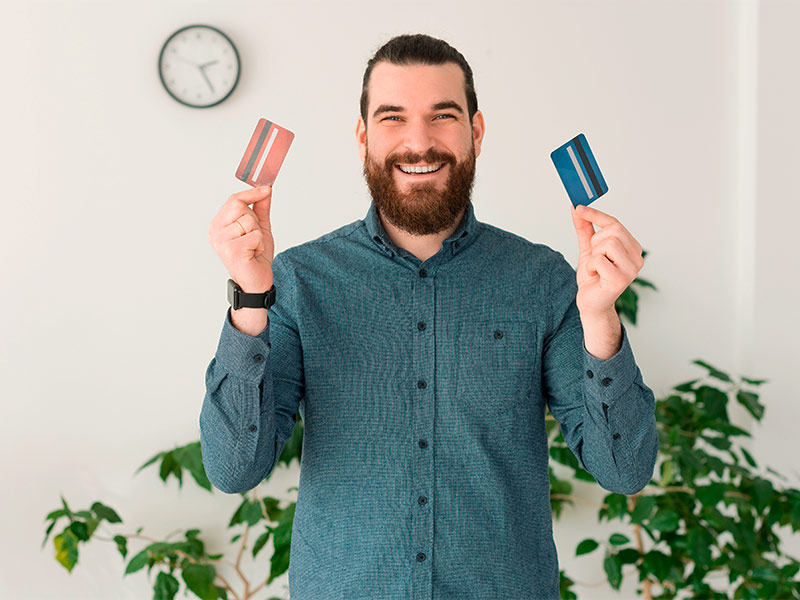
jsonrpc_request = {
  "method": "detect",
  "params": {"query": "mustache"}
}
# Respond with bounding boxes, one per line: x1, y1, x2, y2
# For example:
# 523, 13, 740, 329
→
384, 149, 456, 168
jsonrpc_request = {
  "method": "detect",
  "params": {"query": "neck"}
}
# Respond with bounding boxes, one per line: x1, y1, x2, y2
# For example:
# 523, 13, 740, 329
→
378, 206, 466, 263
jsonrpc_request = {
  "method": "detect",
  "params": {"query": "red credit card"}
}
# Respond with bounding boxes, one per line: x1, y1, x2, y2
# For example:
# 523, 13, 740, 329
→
235, 118, 295, 187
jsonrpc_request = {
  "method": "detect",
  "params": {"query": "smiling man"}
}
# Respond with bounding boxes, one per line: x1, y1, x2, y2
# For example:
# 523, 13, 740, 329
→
201, 33, 659, 600
358, 58, 483, 262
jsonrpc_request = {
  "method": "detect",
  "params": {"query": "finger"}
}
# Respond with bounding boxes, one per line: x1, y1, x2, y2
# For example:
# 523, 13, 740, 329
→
590, 231, 640, 263
591, 254, 627, 287
571, 204, 595, 256
228, 228, 264, 257
231, 185, 273, 205
219, 186, 272, 224
251, 187, 272, 228
222, 212, 258, 241
575, 204, 618, 230
592, 239, 639, 280
212, 205, 258, 240
588, 222, 642, 259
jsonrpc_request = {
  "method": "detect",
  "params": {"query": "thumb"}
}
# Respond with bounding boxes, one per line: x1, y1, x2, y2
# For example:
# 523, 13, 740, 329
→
251, 186, 272, 231
571, 204, 594, 257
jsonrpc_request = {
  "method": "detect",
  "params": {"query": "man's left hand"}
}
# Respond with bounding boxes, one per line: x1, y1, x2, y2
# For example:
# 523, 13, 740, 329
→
571, 204, 644, 317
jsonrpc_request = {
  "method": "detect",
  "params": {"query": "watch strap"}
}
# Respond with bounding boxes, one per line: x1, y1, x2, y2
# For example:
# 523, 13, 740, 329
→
228, 279, 276, 310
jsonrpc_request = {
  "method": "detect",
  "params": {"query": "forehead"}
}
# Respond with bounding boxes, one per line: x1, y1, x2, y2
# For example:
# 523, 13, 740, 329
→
367, 61, 467, 113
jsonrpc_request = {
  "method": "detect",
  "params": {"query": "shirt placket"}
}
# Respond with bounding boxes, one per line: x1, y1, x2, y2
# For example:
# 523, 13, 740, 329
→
411, 261, 436, 600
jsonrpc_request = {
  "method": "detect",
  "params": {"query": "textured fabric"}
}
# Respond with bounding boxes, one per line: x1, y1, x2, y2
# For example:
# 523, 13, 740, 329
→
199, 199, 659, 600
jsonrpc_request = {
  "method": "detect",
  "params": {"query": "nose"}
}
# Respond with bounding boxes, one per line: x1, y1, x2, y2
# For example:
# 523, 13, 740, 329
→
401, 117, 437, 157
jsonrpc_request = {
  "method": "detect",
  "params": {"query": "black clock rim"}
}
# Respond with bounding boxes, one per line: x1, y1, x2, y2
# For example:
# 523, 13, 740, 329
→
157, 23, 241, 109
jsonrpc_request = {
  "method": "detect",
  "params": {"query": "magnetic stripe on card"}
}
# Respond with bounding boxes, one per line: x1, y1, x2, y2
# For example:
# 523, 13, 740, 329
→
566, 144, 594, 199
243, 120, 273, 182
572, 135, 601, 197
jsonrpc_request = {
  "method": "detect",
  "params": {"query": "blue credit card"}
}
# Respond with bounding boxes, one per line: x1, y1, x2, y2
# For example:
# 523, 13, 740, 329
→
550, 133, 608, 207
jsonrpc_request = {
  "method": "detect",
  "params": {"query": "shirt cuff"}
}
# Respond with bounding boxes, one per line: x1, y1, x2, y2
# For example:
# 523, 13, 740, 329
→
582, 320, 637, 407
213, 306, 272, 383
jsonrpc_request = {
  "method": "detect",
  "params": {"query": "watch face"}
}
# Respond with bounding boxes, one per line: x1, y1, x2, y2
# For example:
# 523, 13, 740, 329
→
158, 24, 241, 108
227, 278, 237, 308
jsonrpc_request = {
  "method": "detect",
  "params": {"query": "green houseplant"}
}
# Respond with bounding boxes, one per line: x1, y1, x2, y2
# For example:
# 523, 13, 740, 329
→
43, 251, 800, 599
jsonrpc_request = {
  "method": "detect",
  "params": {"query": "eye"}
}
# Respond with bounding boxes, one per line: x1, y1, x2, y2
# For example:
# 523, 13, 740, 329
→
380, 116, 402, 122
435, 113, 455, 120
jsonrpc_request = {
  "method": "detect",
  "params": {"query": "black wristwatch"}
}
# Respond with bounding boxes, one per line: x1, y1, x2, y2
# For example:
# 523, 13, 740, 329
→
227, 278, 276, 310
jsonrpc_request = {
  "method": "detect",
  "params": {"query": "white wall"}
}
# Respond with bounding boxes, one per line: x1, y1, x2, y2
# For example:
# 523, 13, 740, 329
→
1, 0, 797, 598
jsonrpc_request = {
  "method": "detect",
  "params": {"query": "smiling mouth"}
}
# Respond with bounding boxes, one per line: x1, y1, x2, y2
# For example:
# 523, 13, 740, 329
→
395, 163, 446, 175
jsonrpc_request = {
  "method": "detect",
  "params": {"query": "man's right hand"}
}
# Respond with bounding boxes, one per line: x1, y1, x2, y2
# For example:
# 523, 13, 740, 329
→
207, 185, 275, 293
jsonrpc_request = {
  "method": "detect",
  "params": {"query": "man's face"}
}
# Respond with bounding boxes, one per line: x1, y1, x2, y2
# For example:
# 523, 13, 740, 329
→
356, 61, 485, 236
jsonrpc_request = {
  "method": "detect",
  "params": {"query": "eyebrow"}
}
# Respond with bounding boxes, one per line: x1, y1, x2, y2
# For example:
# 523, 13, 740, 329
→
372, 101, 465, 119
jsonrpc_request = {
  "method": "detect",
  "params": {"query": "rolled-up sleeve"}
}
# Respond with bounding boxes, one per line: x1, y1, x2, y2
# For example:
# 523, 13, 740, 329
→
541, 250, 659, 495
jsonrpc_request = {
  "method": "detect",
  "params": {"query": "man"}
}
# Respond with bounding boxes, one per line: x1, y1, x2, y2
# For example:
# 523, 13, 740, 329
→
202, 33, 658, 600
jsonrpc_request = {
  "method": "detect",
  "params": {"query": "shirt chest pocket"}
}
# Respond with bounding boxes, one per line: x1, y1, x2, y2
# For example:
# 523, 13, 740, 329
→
454, 320, 537, 416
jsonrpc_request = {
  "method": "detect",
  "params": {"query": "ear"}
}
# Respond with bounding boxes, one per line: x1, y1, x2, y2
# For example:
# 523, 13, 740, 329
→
356, 116, 367, 163
471, 110, 485, 158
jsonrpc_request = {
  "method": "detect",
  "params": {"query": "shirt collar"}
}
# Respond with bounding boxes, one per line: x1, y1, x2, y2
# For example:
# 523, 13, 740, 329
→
364, 199, 479, 259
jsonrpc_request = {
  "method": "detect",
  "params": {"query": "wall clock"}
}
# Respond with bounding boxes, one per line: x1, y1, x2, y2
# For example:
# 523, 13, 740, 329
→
158, 24, 241, 108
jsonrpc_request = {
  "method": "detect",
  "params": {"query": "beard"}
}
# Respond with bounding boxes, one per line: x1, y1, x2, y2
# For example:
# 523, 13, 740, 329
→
362, 140, 476, 236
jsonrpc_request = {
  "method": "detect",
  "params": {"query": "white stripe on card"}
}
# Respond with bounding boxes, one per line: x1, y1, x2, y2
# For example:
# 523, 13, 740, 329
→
567, 144, 594, 199
255, 126, 280, 181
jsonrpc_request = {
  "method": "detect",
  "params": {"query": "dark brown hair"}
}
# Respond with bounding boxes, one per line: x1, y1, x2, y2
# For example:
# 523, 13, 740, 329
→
360, 34, 478, 126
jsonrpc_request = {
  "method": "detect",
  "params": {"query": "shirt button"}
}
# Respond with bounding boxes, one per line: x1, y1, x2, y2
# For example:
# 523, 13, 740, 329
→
494, 329, 503, 339
586, 369, 593, 378
249, 424, 257, 432
418, 495, 427, 505
416, 552, 426, 562
454, 241, 460, 248
418, 439, 427, 449
254, 354, 264, 362
613, 433, 620, 440
602, 377, 613, 386
267, 342, 271, 348
419, 269, 427, 278
417, 321, 426, 331
417, 380, 426, 389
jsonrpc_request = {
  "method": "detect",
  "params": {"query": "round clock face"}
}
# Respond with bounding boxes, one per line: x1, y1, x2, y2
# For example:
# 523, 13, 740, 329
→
158, 24, 241, 108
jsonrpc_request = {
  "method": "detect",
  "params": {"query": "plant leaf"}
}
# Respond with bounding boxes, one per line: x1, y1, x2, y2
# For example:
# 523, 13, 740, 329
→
609, 533, 630, 546
154, 571, 180, 600
182, 563, 217, 600
630, 495, 657, 524
603, 552, 623, 589
737, 390, 764, 421
692, 360, 732, 382
649, 508, 680, 532
576, 538, 599, 556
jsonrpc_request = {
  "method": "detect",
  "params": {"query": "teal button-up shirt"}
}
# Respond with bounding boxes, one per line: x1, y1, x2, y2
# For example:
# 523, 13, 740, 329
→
200, 199, 659, 600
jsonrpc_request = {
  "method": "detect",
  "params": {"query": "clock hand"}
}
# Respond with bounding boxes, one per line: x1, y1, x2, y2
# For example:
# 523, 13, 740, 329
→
198, 64, 216, 94
172, 54, 199, 67
198, 59, 219, 69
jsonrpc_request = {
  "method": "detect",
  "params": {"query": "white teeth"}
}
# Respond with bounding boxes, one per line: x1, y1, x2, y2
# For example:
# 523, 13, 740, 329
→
398, 163, 444, 174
